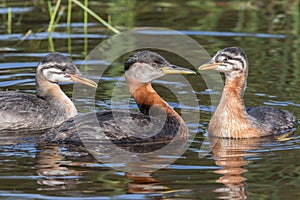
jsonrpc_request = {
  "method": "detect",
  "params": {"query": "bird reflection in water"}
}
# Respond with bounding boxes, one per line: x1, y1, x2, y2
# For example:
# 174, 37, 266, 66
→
35, 144, 89, 190
125, 171, 164, 194
211, 138, 257, 199
35, 143, 173, 195
210, 133, 293, 199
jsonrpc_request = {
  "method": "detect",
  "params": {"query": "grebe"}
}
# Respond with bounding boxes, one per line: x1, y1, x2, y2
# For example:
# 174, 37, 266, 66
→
199, 47, 296, 138
40, 50, 195, 145
0, 53, 97, 131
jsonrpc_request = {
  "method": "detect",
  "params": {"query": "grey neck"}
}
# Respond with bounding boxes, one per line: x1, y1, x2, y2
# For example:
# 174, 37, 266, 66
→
35, 71, 77, 119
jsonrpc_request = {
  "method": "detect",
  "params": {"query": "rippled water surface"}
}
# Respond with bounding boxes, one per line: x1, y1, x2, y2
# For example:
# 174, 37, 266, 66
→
1, 0, 300, 199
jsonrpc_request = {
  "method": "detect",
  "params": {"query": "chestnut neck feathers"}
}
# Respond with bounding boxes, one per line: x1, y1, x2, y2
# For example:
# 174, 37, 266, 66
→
199, 47, 296, 138
124, 50, 194, 135
126, 77, 181, 120
210, 48, 259, 138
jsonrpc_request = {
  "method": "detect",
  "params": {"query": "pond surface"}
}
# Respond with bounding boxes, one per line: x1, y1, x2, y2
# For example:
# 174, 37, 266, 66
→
1, 0, 300, 199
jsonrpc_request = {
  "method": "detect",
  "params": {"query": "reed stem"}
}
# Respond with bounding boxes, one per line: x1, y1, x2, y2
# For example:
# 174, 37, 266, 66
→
48, 0, 62, 32
71, 0, 120, 34
67, 0, 72, 54
83, 0, 88, 55
7, 7, 12, 34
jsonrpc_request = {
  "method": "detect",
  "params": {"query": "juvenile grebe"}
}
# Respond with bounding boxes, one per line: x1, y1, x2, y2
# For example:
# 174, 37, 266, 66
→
0, 53, 97, 131
40, 50, 195, 145
199, 47, 296, 138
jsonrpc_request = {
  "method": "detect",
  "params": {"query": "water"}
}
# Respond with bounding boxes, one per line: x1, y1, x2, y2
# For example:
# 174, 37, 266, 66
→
1, 0, 300, 199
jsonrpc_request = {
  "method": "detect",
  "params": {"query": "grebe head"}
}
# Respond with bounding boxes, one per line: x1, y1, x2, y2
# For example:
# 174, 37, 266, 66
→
37, 53, 97, 88
198, 47, 248, 78
124, 50, 195, 83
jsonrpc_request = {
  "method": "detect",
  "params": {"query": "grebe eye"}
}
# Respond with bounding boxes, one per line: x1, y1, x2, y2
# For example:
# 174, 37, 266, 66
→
223, 58, 228, 62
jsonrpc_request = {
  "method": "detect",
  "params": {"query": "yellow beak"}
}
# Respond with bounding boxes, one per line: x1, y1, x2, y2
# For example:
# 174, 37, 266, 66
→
160, 65, 196, 74
69, 74, 98, 88
198, 62, 221, 71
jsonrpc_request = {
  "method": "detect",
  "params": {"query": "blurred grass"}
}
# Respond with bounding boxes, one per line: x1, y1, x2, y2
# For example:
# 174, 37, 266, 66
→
0, 0, 299, 63
46, 0, 120, 52
72, 0, 120, 34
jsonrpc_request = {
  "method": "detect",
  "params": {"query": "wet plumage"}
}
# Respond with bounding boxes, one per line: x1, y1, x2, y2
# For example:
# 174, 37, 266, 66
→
0, 54, 97, 131
40, 51, 195, 145
199, 47, 296, 138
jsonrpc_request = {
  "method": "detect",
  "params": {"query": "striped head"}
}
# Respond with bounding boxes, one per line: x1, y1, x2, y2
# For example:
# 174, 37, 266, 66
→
36, 53, 97, 88
199, 47, 248, 79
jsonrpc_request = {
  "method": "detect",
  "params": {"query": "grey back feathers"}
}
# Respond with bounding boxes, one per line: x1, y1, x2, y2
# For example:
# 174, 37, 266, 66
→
0, 53, 80, 131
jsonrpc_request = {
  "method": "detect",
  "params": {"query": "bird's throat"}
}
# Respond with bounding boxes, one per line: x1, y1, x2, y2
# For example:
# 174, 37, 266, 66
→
126, 77, 183, 121
36, 73, 77, 119
209, 76, 261, 138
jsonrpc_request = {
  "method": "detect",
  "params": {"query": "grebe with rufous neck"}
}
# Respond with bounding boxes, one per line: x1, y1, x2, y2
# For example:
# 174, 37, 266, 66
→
199, 47, 296, 138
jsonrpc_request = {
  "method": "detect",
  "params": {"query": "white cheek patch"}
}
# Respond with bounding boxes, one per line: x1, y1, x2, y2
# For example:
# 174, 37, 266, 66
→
135, 65, 152, 82
42, 68, 72, 83
218, 65, 233, 72
126, 64, 158, 83
231, 59, 243, 70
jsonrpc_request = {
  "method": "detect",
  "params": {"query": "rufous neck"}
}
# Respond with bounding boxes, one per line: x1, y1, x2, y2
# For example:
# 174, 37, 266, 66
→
224, 75, 246, 101
125, 77, 181, 119
209, 74, 258, 138
218, 75, 247, 115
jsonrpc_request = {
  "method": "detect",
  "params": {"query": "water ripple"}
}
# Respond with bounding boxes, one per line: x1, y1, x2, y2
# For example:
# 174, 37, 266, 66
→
0, 32, 108, 41
136, 29, 286, 39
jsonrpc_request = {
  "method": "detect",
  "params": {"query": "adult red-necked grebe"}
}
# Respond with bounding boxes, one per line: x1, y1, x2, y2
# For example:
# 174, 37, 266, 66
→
199, 47, 296, 138
40, 50, 195, 145
0, 53, 97, 131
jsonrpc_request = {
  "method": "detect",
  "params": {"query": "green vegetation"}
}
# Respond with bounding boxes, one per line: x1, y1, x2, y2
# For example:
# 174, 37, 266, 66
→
1, 0, 299, 53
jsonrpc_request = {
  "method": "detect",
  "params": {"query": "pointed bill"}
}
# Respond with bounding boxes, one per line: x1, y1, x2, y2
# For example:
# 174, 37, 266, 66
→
198, 62, 221, 71
160, 65, 196, 74
69, 74, 98, 88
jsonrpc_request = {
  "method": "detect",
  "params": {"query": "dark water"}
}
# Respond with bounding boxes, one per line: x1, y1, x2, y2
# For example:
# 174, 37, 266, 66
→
1, 0, 300, 199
